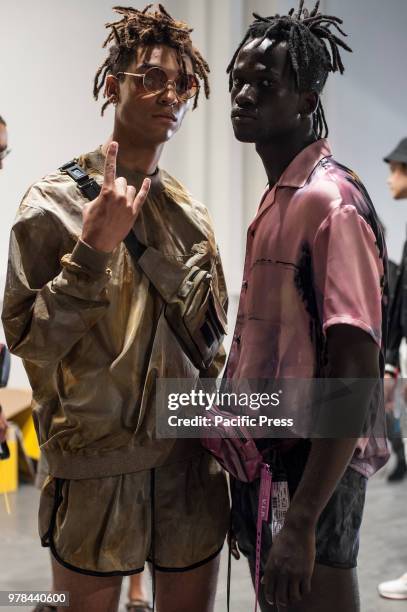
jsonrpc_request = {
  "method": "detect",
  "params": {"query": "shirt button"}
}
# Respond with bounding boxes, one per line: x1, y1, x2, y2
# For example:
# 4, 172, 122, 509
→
242, 280, 248, 290
234, 334, 241, 345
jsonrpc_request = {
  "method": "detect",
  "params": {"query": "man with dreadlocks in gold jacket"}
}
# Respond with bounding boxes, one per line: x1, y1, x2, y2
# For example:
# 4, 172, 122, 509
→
2, 5, 229, 612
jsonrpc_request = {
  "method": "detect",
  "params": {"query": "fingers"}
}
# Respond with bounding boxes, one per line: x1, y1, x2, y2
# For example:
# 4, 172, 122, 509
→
300, 574, 312, 598
227, 531, 241, 560
231, 539, 240, 560
115, 176, 127, 196
132, 178, 151, 215
275, 573, 289, 608
263, 570, 277, 607
103, 141, 118, 187
288, 576, 302, 606
231, 544, 241, 561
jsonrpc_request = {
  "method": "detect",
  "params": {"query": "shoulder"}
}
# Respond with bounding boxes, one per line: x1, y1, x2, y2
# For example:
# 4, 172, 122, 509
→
17, 152, 97, 228
160, 168, 214, 223
300, 157, 375, 222
298, 157, 383, 249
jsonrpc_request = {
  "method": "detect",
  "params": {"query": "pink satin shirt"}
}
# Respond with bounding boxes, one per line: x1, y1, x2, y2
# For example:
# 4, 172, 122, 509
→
227, 139, 389, 477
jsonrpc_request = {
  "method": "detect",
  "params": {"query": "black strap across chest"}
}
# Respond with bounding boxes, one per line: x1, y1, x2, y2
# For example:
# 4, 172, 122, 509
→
60, 160, 146, 260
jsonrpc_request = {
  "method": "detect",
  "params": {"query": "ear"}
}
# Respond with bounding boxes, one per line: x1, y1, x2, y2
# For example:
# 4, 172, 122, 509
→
105, 74, 120, 100
299, 91, 319, 117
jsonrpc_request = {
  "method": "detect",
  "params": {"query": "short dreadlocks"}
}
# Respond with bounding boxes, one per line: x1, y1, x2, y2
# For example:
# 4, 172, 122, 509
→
94, 4, 210, 115
227, 0, 352, 138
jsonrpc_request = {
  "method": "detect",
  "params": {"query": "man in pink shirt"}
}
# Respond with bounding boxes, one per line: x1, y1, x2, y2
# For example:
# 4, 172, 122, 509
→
226, 2, 389, 611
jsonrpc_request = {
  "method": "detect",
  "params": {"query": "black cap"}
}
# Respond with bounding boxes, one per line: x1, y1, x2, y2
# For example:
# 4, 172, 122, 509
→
384, 138, 407, 164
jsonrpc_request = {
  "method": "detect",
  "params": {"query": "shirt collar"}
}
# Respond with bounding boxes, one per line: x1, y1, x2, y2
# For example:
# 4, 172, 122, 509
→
277, 138, 332, 189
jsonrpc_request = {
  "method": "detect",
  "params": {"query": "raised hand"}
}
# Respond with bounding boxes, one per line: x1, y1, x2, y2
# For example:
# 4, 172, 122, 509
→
81, 141, 151, 253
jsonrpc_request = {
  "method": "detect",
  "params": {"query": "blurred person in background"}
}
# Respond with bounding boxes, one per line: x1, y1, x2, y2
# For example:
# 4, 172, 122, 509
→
378, 138, 407, 601
0, 115, 10, 171
379, 221, 406, 482
0, 115, 10, 448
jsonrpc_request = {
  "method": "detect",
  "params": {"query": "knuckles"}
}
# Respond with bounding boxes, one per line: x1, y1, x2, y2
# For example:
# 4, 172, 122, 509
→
100, 187, 127, 207
116, 195, 127, 207
100, 186, 114, 199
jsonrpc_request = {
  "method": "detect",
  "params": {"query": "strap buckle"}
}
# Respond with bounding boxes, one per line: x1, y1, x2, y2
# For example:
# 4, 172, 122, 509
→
60, 160, 101, 199
60, 160, 89, 184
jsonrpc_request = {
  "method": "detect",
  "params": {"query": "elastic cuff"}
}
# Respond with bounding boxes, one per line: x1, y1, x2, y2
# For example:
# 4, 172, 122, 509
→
70, 239, 111, 275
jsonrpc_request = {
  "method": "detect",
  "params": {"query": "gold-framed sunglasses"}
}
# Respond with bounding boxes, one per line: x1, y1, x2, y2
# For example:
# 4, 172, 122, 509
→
116, 67, 199, 101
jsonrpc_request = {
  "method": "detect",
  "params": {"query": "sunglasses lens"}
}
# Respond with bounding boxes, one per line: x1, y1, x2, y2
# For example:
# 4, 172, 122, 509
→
144, 68, 168, 93
176, 74, 198, 99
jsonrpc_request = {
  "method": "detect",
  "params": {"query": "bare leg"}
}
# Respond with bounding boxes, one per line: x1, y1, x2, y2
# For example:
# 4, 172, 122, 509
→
51, 556, 122, 612
154, 553, 221, 612
128, 571, 149, 603
281, 564, 360, 612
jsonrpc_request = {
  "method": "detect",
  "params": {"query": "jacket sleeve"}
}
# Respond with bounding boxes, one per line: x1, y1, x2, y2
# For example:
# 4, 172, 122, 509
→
1, 195, 112, 367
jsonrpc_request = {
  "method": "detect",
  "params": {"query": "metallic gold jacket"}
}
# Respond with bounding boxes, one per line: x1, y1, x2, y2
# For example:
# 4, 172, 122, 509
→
2, 148, 227, 479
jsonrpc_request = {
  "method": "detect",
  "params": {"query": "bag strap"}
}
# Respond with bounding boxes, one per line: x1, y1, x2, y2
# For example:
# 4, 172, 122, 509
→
60, 160, 147, 261
254, 464, 273, 612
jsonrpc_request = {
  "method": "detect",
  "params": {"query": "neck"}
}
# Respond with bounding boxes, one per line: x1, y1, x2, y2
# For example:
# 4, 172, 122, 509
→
104, 120, 164, 176
256, 128, 317, 188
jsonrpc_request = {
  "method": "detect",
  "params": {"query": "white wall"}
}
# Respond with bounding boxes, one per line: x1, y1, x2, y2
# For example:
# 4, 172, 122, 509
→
324, 0, 407, 263
1, 0, 407, 387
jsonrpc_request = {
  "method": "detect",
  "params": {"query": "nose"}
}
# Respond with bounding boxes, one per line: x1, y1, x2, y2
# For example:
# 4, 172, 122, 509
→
234, 83, 257, 107
158, 82, 179, 106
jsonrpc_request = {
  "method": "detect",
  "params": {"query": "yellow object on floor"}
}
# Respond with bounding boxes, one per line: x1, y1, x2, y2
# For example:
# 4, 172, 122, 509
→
12, 407, 40, 461
0, 424, 18, 494
0, 388, 39, 460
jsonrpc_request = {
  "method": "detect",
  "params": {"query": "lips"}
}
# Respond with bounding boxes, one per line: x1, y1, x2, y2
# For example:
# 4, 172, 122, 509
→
231, 108, 257, 120
153, 113, 177, 122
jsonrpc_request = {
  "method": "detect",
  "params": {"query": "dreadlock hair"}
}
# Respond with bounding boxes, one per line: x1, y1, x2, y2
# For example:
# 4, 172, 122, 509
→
0, 115, 6, 126
227, 0, 352, 138
93, 4, 210, 115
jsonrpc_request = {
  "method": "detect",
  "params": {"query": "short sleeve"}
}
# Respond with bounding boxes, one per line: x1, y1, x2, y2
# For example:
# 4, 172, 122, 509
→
312, 205, 384, 347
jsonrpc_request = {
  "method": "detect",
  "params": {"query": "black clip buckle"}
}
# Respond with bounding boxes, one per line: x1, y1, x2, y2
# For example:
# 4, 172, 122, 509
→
60, 160, 89, 185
